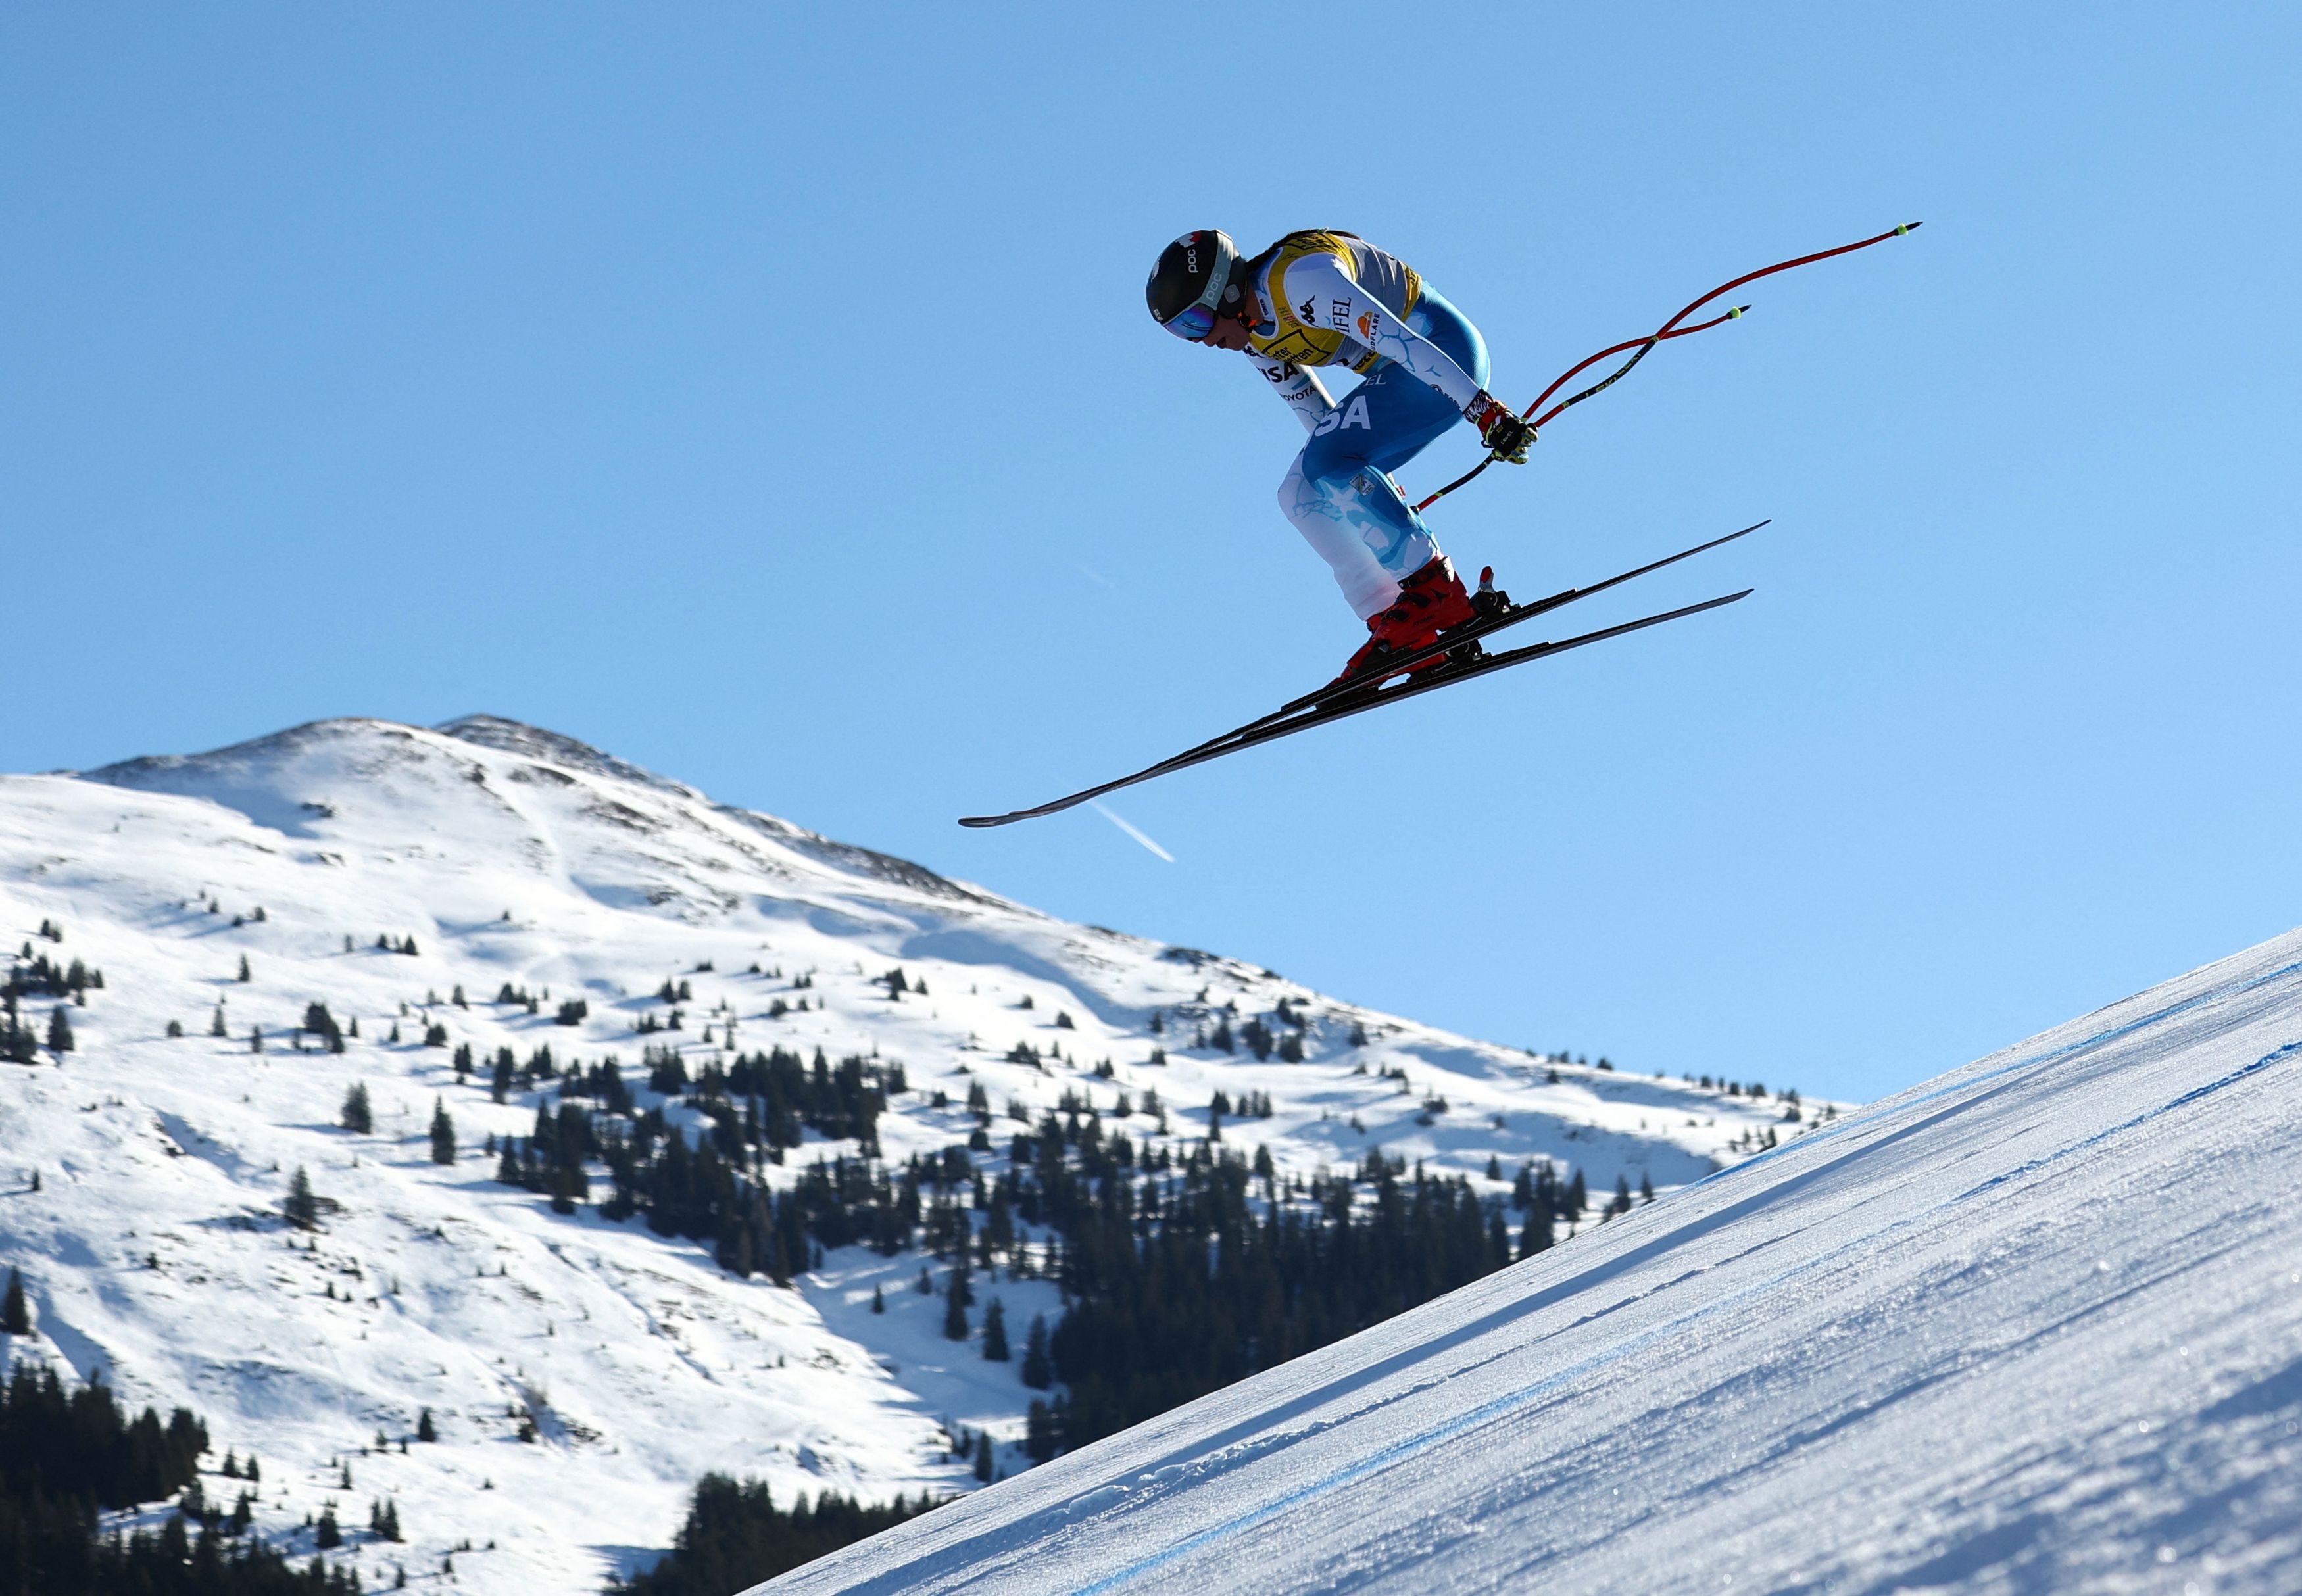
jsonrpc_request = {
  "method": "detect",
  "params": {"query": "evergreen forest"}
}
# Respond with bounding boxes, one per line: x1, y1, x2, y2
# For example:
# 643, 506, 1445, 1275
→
484, 1040, 1593, 1455
0, 1361, 362, 1596
610, 1474, 939, 1596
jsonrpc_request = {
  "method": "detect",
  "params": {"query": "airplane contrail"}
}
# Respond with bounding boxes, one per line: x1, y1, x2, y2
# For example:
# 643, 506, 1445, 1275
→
1090, 801, 1175, 863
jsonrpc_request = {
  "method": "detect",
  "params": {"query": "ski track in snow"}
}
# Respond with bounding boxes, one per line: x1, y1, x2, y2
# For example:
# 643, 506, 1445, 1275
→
0, 715, 1818, 1595
762, 930, 2302, 1595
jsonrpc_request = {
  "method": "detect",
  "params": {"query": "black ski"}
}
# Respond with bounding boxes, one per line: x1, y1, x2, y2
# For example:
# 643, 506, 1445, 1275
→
1291, 518, 1767, 712
1119, 519, 1769, 775
957, 587, 1752, 828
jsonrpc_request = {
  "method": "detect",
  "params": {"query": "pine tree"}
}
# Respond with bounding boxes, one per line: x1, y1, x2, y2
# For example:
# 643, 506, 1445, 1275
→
429, 1100, 456, 1165
870, 1284, 885, 1315
45, 1007, 74, 1054
2, 1266, 29, 1334
237, 955, 251, 983
211, 1004, 228, 1038
1024, 1399, 1058, 1462
300, 1002, 345, 1053
417, 1408, 437, 1442
973, 1434, 994, 1482
942, 1278, 969, 1342
341, 1083, 373, 1135
1020, 1314, 1053, 1389
1640, 1173, 1655, 1203
284, 1167, 319, 1230
981, 1297, 1010, 1361
315, 1506, 341, 1549
1518, 1204, 1554, 1259
550, 1156, 584, 1217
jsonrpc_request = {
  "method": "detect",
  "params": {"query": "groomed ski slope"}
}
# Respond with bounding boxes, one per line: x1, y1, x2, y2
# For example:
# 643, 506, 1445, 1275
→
760, 929, 2302, 1594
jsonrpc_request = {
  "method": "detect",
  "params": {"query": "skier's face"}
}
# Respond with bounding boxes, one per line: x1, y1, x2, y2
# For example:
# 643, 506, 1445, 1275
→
1203, 312, 1255, 352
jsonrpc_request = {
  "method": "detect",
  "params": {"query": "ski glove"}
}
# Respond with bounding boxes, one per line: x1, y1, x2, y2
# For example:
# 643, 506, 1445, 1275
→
1468, 395, 1535, 464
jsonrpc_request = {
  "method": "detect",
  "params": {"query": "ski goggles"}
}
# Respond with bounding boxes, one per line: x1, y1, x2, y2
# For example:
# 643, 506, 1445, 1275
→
1161, 302, 1220, 341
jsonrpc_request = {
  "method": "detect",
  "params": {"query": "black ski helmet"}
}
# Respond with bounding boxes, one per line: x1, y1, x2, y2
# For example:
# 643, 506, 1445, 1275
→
1146, 229, 1242, 338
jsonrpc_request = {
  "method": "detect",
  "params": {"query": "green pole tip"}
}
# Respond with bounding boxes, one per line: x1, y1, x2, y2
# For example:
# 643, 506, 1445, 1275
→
1897, 220, 1923, 235
1726, 306, 1741, 319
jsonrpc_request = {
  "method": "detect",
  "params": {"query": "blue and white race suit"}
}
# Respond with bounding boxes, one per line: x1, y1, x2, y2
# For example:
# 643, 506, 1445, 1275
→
1239, 231, 1492, 620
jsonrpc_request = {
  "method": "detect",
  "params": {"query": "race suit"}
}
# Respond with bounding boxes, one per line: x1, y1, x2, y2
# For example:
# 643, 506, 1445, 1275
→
1242, 231, 1492, 620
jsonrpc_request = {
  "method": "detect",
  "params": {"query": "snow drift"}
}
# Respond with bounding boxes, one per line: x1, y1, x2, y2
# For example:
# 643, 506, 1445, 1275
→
760, 930, 2302, 1593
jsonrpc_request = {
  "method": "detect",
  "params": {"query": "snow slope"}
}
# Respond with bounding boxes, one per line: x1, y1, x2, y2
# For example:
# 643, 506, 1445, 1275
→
0, 716, 1817, 1594
760, 928, 2302, 1595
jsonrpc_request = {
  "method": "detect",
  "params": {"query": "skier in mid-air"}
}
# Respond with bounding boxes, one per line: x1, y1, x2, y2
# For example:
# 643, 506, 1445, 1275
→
1146, 228, 1536, 682
958, 222, 1909, 826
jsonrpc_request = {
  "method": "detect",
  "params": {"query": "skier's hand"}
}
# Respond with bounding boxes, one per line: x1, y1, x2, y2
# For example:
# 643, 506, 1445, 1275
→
1468, 395, 1535, 464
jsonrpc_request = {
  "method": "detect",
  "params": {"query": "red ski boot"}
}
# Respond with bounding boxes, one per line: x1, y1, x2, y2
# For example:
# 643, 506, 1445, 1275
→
1336, 556, 1482, 685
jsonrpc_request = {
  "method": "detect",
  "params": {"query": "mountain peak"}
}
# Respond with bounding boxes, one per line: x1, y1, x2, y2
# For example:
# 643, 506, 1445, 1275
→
433, 713, 692, 798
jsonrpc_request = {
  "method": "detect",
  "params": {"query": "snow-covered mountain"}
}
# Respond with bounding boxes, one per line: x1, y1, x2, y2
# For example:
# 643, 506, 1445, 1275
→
0, 715, 1823, 1594
766, 926, 2302, 1594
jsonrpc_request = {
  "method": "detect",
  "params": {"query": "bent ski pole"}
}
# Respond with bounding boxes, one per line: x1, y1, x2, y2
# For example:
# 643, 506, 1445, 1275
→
1413, 220, 1922, 515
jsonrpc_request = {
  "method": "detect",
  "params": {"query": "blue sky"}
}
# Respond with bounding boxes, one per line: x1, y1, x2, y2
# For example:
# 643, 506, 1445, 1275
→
6, 4, 2297, 1103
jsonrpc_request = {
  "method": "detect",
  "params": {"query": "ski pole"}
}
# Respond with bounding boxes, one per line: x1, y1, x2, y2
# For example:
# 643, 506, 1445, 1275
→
1412, 220, 1922, 515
